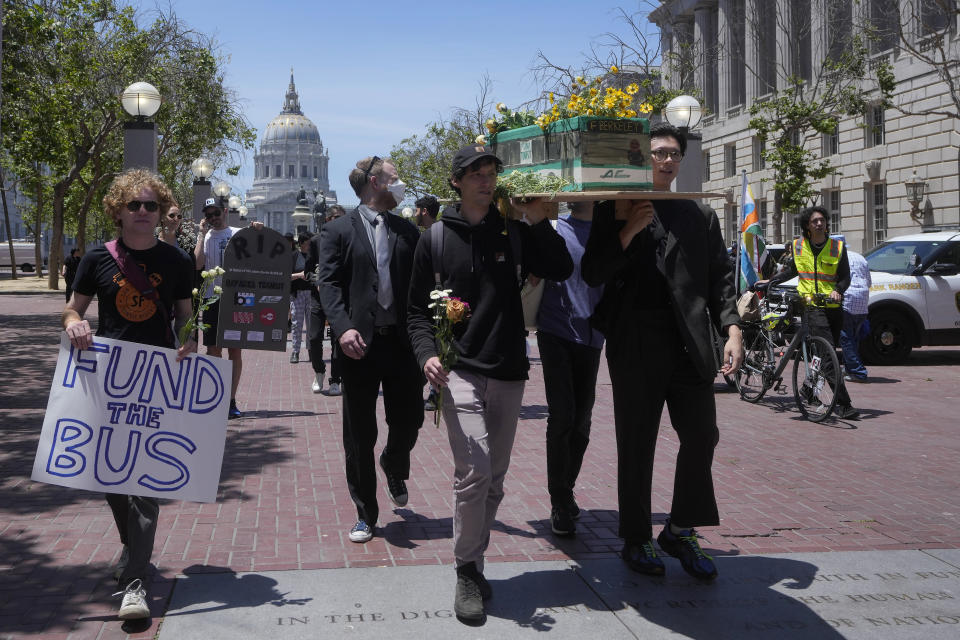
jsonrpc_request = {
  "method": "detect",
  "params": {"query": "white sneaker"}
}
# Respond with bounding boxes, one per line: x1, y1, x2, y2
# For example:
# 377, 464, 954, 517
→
311, 374, 323, 394
114, 578, 150, 620
328, 382, 341, 396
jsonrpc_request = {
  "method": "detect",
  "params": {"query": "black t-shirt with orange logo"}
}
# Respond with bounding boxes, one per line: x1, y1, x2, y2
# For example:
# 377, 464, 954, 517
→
73, 240, 194, 349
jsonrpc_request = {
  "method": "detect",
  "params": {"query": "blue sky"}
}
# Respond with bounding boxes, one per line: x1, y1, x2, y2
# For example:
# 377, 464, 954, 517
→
144, 1, 658, 207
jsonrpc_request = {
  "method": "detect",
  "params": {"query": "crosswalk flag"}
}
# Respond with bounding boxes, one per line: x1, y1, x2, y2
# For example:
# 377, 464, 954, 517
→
738, 170, 767, 292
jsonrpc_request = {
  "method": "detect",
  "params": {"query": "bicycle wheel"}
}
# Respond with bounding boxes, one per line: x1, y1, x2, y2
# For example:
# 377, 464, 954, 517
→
792, 335, 841, 422
736, 326, 772, 402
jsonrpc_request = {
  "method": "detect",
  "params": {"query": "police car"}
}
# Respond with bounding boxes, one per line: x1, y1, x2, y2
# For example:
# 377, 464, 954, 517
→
859, 229, 960, 364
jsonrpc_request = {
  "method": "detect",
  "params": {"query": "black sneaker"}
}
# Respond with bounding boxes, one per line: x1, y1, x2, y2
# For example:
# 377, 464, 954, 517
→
567, 497, 581, 520
228, 400, 242, 420
551, 506, 575, 537
657, 519, 718, 581
837, 404, 861, 420
424, 389, 438, 411
379, 454, 408, 507
289, 351, 299, 364
622, 540, 665, 576
454, 565, 484, 620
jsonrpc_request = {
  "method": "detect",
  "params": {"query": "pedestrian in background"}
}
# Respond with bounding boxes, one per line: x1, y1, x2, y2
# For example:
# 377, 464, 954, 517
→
306, 205, 346, 394
841, 249, 871, 382
289, 231, 313, 363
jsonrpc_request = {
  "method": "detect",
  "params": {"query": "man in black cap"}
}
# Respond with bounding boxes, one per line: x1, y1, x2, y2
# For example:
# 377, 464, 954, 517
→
194, 197, 262, 418
407, 144, 572, 621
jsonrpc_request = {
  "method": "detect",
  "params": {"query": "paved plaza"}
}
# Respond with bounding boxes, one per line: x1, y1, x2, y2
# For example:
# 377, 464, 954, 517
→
1, 289, 958, 639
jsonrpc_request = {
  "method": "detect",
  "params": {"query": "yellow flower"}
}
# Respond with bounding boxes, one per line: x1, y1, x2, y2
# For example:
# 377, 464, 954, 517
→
610, 64, 619, 74
475, 134, 487, 145
638, 102, 653, 114
626, 83, 639, 95
447, 298, 468, 323
485, 118, 497, 133
497, 102, 508, 113
589, 87, 598, 97
576, 75, 585, 84
586, 109, 594, 116
548, 92, 554, 103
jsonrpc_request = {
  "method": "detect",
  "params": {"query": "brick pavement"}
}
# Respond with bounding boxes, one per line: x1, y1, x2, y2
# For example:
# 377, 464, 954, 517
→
1, 292, 958, 639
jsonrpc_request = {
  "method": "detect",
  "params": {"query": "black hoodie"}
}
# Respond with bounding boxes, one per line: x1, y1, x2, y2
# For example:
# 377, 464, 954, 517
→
407, 204, 573, 381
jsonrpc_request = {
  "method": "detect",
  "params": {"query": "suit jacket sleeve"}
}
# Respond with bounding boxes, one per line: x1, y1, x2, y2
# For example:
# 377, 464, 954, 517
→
518, 219, 573, 282
406, 231, 438, 371
581, 200, 633, 287
316, 222, 351, 340
702, 204, 740, 332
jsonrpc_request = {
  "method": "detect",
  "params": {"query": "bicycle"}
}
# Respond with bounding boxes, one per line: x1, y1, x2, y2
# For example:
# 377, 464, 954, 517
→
735, 289, 842, 422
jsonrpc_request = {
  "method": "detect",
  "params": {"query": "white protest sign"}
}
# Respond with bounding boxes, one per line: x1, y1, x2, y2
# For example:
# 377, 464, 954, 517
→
32, 335, 232, 503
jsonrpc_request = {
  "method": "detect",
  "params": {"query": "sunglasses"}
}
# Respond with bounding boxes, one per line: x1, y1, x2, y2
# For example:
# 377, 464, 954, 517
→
168, 213, 183, 220
362, 155, 380, 177
126, 200, 159, 212
204, 209, 222, 219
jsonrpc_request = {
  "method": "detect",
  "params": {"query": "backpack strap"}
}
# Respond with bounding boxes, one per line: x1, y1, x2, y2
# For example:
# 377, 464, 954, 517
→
430, 221, 445, 290
105, 240, 175, 345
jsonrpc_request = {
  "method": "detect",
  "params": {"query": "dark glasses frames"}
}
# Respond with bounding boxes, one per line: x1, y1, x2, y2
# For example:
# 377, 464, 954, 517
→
362, 156, 380, 177
168, 213, 183, 219
127, 200, 159, 212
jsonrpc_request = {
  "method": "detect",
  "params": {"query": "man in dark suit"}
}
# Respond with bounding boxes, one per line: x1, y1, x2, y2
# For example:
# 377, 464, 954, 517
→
316, 156, 424, 543
582, 123, 742, 582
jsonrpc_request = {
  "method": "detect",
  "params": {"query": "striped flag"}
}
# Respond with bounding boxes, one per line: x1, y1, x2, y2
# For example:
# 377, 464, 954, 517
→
738, 170, 767, 292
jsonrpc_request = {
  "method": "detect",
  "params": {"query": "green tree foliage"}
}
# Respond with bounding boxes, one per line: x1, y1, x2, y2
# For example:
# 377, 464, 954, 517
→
748, 7, 896, 242
1, 0, 255, 288
391, 118, 477, 201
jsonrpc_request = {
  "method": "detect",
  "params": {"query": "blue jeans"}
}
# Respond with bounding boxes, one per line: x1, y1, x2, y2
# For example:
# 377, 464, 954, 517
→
840, 312, 868, 379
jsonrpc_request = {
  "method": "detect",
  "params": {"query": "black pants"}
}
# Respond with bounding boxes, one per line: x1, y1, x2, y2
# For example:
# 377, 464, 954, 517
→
106, 493, 159, 586
340, 331, 424, 525
806, 306, 852, 408
308, 296, 341, 382
538, 330, 602, 509
607, 315, 719, 543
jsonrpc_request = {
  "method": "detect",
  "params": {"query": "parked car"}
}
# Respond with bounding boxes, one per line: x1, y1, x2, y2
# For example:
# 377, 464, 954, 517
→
0, 240, 48, 273
770, 229, 960, 364
859, 229, 960, 364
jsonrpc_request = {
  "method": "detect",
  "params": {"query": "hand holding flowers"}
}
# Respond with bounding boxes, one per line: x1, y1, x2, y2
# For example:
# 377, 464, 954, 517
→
427, 288, 470, 427
177, 266, 226, 347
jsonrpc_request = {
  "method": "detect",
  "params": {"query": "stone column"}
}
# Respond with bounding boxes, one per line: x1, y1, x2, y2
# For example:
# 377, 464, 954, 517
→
694, 3, 715, 111
717, 0, 732, 116
776, 0, 792, 92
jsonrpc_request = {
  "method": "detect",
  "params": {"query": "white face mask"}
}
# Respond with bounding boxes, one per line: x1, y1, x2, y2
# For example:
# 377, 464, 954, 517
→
386, 179, 406, 206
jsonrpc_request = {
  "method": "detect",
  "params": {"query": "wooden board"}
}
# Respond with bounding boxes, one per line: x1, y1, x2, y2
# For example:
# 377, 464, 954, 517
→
513, 191, 727, 202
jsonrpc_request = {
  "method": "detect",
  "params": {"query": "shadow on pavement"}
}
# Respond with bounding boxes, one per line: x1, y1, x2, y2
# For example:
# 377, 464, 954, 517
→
163, 565, 313, 617
575, 554, 847, 639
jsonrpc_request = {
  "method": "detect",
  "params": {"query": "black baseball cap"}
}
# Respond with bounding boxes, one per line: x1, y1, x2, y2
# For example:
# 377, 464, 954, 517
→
451, 144, 502, 173
202, 197, 222, 214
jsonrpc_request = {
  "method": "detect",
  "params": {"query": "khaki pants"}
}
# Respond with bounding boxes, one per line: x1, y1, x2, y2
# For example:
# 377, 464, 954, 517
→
442, 369, 525, 571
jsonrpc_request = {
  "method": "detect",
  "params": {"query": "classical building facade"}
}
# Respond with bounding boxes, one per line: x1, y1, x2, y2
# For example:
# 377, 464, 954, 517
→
650, 0, 959, 252
244, 71, 336, 235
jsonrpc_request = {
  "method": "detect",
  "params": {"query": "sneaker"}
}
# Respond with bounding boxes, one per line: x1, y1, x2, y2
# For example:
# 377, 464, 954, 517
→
567, 497, 581, 520
837, 404, 861, 420
657, 519, 718, 581
311, 374, 323, 394
843, 374, 867, 383
290, 351, 299, 364
475, 571, 493, 600
424, 389, 438, 411
228, 400, 242, 420
379, 455, 408, 507
622, 540, 665, 576
348, 520, 373, 543
113, 578, 149, 620
454, 568, 484, 620
327, 381, 342, 396
551, 506, 575, 537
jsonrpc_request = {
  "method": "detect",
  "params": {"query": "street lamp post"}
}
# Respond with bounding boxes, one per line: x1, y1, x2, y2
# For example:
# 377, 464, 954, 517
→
905, 170, 928, 224
663, 94, 705, 193
190, 157, 214, 222
121, 82, 161, 171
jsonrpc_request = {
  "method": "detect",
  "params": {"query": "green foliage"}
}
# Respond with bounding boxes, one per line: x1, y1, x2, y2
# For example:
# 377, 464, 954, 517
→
494, 170, 569, 200
748, 31, 895, 235
1, 0, 255, 287
391, 118, 477, 201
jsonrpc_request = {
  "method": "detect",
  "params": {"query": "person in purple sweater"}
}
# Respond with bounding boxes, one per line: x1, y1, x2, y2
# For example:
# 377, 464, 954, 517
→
535, 201, 604, 538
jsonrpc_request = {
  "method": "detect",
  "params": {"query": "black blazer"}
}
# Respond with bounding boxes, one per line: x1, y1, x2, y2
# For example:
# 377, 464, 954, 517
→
316, 208, 421, 347
582, 199, 738, 381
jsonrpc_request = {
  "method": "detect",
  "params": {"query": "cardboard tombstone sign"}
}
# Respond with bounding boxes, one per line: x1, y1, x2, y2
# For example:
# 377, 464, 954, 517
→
217, 227, 292, 351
